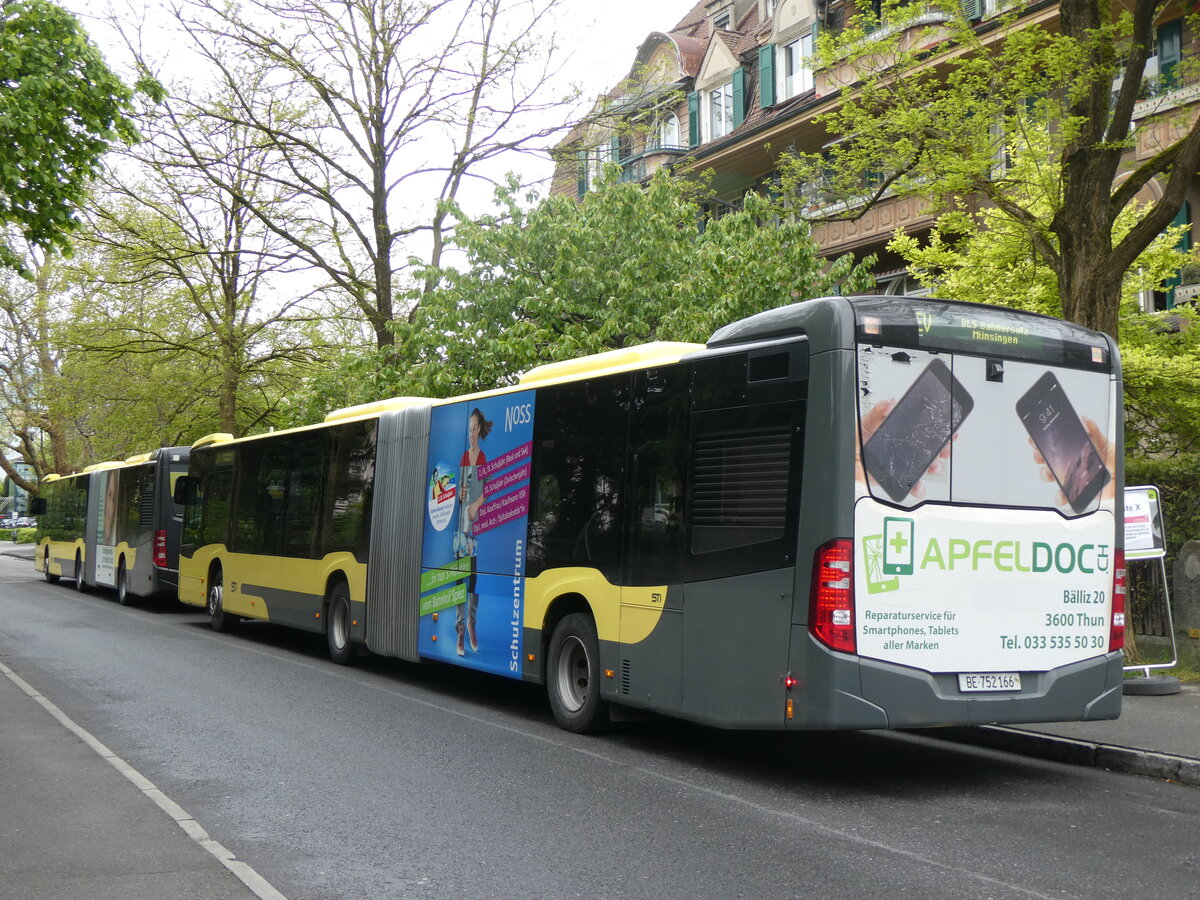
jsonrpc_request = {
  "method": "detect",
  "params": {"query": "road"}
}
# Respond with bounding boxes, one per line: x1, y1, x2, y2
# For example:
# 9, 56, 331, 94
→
1, 551, 1197, 899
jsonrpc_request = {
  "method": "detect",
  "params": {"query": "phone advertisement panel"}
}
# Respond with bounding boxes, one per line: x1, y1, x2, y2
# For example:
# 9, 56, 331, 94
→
855, 342, 1118, 672
855, 501, 1115, 671
857, 348, 1114, 514
419, 392, 535, 678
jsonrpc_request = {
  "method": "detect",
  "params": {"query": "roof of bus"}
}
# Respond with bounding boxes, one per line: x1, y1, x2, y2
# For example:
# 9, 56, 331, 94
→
517, 341, 704, 385
190, 342, 709, 451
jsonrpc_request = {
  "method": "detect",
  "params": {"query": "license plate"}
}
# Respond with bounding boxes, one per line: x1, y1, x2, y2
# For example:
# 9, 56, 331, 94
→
958, 672, 1021, 692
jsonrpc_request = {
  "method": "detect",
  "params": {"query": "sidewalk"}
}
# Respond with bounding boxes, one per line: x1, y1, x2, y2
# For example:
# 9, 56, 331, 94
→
0, 661, 274, 899
931, 683, 1200, 785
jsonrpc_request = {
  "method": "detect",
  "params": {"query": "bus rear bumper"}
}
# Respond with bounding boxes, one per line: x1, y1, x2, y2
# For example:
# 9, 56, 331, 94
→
855, 651, 1125, 729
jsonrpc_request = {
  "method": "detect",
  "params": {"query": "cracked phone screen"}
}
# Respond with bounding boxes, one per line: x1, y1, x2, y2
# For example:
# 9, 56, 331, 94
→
862, 358, 973, 502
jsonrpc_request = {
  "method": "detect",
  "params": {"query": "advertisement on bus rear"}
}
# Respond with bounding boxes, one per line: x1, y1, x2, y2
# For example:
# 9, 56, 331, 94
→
419, 391, 535, 678
854, 345, 1118, 673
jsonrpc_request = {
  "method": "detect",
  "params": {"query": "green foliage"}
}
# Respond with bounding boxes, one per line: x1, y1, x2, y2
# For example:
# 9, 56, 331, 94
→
0, 1, 138, 267
781, 0, 1200, 338
886, 144, 1200, 458
392, 170, 875, 396
1124, 455, 1200, 564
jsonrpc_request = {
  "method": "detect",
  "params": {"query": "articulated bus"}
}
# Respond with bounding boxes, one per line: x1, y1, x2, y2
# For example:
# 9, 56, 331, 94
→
35, 447, 191, 604
176, 296, 1125, 732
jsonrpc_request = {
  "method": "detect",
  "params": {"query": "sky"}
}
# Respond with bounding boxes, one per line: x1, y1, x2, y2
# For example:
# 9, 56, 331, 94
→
64, 0, 692, 191
57, 0, 693, 287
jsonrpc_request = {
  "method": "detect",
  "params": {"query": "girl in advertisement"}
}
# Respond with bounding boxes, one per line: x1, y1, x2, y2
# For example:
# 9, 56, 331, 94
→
454, 408, 492, 656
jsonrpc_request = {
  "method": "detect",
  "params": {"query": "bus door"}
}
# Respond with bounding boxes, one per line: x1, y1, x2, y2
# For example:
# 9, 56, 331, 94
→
618, 367, 688, 712
679, 342, 808, 727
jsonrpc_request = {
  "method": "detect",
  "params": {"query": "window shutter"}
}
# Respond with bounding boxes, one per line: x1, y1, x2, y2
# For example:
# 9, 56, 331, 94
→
1165, 201, 1192, 308
1158, 19, 1182, 90
759, 45, 776, 107
576, 149, 588, 197
732, 67, 746, 127
811, 16, 820, 40
610, 134, 621, 162
688, 91, 700, 147
961, 0, 982, 20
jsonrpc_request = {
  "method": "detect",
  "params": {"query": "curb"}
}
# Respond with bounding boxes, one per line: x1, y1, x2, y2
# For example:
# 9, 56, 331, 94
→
932, 725, 1200, 787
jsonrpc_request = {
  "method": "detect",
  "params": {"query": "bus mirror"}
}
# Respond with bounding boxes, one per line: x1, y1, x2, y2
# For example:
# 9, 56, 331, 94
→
174, 476, 200, 506
30, 497, 46, 515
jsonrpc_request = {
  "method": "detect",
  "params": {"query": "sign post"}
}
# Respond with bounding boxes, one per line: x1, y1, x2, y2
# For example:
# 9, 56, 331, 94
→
1122, 485, 1181, 694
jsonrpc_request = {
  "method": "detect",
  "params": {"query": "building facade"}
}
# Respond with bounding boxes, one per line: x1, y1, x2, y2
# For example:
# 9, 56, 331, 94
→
553, 0, 1198, 306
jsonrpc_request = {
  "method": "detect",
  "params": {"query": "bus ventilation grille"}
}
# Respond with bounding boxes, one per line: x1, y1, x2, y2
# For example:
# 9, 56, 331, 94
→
621, 659, 632, 695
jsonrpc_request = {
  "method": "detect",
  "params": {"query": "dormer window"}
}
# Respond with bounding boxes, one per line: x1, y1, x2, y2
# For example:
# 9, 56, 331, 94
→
708, 81, 734, 139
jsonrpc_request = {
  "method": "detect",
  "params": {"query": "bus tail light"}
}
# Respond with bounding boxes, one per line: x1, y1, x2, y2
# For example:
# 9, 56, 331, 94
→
154, 530, 168, 568
810, 539, 856, 654
1110, 549, 1126, 652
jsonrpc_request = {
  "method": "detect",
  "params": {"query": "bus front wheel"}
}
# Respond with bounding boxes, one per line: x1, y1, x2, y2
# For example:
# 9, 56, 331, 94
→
43, 549, 59, 584
325, 582, 356, 666
73, 554, 87, 593
207, 569, 237, 633
546, 612, 609, 734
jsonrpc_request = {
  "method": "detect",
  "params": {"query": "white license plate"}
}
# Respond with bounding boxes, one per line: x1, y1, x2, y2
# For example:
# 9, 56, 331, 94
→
958, 672, 1021, 693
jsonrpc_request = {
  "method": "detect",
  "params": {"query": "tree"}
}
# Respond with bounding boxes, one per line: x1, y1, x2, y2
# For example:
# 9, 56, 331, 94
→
0, 0, 144, 270
147, 0, 577, 350
393, 170, 876, 396
779, 0, 1200, 338
82, 68, 333, 436
886, 149, 1200, 455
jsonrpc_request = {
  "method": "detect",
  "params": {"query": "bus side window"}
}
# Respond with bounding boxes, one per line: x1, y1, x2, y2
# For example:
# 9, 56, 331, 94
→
625, 367, 689, 586
686, 348, 806, 581
526, 375, 629, 580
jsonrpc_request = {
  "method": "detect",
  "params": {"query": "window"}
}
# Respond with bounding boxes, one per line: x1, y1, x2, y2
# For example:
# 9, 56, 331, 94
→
656, 113, 680, 150
714, 10, 731, 29
708, 81, 733, 140
780, 34, 814, 100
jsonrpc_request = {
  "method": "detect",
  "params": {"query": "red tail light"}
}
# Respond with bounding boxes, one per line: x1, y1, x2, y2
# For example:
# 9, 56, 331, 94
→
154, 529, 168, 568
810, 538, 856, 653
1110, 548, 1126, 652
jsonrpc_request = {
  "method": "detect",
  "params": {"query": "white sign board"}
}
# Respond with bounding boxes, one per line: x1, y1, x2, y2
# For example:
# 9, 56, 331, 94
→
1124, 484, 1166, 560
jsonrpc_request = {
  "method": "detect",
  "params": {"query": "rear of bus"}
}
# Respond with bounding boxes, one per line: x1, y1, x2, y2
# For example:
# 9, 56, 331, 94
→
750, 297, 1122, 730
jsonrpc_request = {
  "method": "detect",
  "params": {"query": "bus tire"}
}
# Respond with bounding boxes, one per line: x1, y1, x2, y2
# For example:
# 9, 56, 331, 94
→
546, 612, 609, 734
326, 581, 355, 666
116, 561, 131, 606
73, 554, 87, 593
207, 567, 237, 634
43, 549, 59, 584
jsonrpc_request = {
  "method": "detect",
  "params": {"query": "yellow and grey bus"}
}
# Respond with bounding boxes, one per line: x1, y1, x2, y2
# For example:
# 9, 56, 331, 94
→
35, 447, 191, 604
176, 297, 1126, 732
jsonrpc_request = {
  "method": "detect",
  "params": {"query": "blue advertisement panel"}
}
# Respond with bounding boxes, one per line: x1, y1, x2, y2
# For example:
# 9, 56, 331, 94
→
419, 392, 535, 677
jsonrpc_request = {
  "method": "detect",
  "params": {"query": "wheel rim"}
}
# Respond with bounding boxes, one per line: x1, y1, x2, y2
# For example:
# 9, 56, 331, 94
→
207, 581, 222, 617
330, 599, 349, 651
554, 635, 590, 713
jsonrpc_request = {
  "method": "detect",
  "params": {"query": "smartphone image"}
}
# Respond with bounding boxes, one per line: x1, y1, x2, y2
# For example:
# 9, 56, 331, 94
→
1016, 371, 1109, 513
862, 358, 974, 502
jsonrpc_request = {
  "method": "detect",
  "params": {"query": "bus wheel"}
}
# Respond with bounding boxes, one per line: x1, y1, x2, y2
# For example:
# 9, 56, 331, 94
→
116, 561, 131, 606
207, 568, 237, 634
43, 549, 59, 584
326, 582, 355, 666
73, 554, 87, 593
546, 613, 609, 734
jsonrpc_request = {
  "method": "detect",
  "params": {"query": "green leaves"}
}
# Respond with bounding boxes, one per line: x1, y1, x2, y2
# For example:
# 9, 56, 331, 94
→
0, 1, 137, 265
391, 169, 875, 396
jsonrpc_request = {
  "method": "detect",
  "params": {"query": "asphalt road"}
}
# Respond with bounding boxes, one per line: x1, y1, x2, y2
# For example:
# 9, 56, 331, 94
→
2, 552, 1197, 900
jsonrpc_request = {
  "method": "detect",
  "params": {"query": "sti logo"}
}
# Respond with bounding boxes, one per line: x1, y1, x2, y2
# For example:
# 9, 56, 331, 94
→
861, 516, 915, 594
